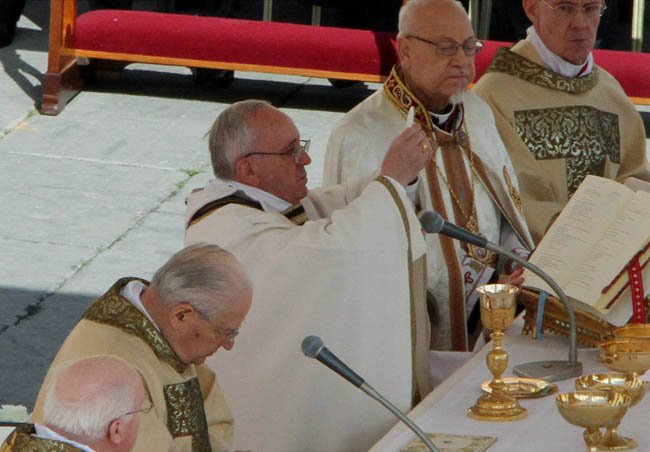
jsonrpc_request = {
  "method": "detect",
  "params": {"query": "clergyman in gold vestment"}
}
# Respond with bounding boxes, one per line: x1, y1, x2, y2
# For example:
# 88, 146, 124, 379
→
474, 0, 650, 244
32, 244, 252, 452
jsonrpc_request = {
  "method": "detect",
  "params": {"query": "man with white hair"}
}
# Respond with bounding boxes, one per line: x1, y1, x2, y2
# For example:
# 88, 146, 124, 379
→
32, 244, 252, 452
473, 0, 650, 244
2, 355, 146, 452
185, 99, 432, 451
324, 0, 533, 354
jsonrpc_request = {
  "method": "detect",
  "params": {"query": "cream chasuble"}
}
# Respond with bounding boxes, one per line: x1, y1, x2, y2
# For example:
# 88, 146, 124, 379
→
473, 40, 650, 244
32, 279, 234, 452
325, 67, 533, 352
184, 176, 430, 452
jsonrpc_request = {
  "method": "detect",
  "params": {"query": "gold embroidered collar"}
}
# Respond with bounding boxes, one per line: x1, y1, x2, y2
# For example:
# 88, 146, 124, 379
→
4, 424, 85, 452
83, 278, 188, 373
383, 66, 469, 147
486, 47, 599, 94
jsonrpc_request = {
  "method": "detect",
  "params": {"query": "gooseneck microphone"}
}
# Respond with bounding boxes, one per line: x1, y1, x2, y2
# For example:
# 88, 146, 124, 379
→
418, 211, 583, 381
301, 336, 438, 452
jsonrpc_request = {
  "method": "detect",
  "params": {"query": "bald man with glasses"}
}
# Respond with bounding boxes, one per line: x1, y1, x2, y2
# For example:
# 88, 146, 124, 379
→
325, 0, 533, 357
474, 0, 650, 244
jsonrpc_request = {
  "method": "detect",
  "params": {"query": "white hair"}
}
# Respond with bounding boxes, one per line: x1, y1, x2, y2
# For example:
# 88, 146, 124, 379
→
43, 355, 140, 441
152, 243, 251, 319
207, 100, 271, 179
398, 0, 465, 37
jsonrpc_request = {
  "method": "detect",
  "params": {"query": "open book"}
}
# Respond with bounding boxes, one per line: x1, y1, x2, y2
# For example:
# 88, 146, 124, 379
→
523, 175, 650, 326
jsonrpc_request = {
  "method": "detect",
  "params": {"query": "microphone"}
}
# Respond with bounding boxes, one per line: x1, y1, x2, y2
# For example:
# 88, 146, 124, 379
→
301, 336, 438, 452
418, 211, 583, 382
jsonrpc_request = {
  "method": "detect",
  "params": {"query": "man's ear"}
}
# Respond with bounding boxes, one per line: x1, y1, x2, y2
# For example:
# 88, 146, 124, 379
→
107, 418, 124, 445
522, 0, 538, 23
396, 36, 410, 66
235, 158, 260, 187
168, 303, 195, 330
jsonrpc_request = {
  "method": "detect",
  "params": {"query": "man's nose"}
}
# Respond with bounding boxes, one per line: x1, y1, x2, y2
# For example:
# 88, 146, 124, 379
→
298, 149, 312, 166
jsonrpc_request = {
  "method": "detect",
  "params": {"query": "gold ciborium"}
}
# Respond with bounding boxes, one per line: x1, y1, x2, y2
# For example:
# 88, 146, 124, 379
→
575, 374, 647, 451
467, 284, 527, 421
556, 391, 631, 452
599, 337, 650, 377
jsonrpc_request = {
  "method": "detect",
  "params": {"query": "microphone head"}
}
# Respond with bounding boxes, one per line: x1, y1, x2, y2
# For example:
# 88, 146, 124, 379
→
301, 335, 324, 358
418, 210, 444, 234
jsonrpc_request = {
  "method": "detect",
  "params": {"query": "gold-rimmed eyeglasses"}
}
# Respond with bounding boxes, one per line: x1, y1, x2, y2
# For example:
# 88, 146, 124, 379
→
244, 139, 310, 164
121, 398, 154, 418
540, 0, 607, 20
406, 35, 483, 57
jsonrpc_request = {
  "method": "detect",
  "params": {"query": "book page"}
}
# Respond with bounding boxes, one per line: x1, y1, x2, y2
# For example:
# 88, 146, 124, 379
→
566, 190, 650, 307
523, 176, 634, 294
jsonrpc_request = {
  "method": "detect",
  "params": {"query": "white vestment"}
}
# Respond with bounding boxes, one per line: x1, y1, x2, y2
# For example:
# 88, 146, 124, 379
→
325, 72, 533, 352
184, 177, 430, 452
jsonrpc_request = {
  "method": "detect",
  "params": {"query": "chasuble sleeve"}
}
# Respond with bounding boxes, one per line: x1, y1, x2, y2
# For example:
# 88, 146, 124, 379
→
195, 364, 234, 450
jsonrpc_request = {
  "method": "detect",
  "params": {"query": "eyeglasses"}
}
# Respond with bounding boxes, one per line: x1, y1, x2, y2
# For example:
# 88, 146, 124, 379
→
213, 325, 239, 343
540, 0, 607, 20
122, 398, 153, 418
406, 35, 483, 57
244, 139, 311, 164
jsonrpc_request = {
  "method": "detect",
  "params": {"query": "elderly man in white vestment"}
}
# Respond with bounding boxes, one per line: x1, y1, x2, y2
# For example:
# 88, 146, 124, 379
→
473, 0, 650, 244
184, 99, 434, 452
32, 244, 252, 452
2, 355, 146, 452
324, 0, 533, 355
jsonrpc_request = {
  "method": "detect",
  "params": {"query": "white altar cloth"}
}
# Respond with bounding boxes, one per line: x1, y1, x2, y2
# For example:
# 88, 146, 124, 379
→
371, 320, 650, 452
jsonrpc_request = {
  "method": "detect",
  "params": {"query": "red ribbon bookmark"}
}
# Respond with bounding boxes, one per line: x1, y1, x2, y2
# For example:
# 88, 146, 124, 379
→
627, 257, 646, 323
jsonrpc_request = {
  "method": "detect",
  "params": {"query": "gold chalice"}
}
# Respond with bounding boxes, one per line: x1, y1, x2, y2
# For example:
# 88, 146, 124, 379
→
575, 373, 647, 451
556, 391, 631, 452
467, 284, 527, 422
599, 337, 650, 377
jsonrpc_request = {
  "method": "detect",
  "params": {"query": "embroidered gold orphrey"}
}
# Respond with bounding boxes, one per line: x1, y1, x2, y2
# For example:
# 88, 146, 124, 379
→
164, 378, 211, 452
83, 278, 212, 452
1, 424, 82, 452
485, 47, 599, 94
502, 167, 523, 214
514, 106, 620, 195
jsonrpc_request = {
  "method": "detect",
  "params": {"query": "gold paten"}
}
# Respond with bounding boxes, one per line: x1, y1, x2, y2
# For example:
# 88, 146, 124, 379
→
556, 390, 631, 452
480, 377, 557, 399
468, 284, 527, 422
575, 373, 647, 451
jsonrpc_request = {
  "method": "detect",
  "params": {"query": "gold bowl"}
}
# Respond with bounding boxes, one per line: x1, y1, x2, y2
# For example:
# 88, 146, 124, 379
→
477, 284, 517, 331
599, 337, 650, 375
556, 391, 631, 452
614, 323, 650, 339
574, 374, 647, 451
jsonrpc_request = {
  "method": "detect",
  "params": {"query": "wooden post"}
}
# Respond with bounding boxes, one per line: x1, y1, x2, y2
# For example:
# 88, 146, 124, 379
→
41, 0, 83, 116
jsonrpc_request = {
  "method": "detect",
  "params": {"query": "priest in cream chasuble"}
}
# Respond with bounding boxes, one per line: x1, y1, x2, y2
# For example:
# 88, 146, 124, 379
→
325, 0, 533, 354
473, 1, 650, 244
32, 278, 237, 452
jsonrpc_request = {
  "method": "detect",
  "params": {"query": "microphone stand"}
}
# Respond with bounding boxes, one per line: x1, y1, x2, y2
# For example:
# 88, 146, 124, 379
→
485, 242, 583, 381
360, 383, 438, 452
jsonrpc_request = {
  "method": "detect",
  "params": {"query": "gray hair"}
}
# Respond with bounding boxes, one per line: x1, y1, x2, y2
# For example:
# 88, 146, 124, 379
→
207, 100, 272, 179
152, 243, 251, 319
398, 0, 465, 37
43, 355, 141, 441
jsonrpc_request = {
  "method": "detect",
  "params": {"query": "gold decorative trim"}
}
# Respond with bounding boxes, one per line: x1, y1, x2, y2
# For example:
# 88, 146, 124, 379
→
281, 203, 308, 225
163, 378, 211, 452
1, 424, 84, 452
486, 47, 599, 94
83, 278, 187, 374
514, 106, 620, 195
502, 167, 523, 214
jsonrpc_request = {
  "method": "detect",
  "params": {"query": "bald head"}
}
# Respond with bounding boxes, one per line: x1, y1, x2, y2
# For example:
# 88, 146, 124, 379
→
398, 0, 466, 37
43, 355, 144, 445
